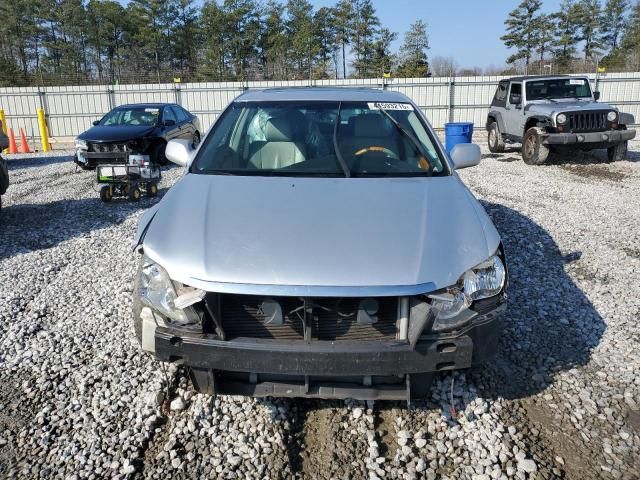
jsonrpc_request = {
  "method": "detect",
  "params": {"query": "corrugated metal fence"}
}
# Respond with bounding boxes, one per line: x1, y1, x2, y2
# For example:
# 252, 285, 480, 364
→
1, 73, 639, 141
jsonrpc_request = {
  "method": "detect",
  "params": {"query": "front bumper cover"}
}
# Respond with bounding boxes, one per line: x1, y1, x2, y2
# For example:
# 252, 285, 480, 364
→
543, 129, 636, 145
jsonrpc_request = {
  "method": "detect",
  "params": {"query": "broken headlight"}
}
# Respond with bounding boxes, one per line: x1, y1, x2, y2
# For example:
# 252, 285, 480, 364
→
428, 254, 506, 332
75, 138, 88, 150
137, 256, 203, 326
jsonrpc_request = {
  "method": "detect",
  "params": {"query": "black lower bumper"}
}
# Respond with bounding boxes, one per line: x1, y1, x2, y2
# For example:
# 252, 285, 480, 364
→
543, 129, 635, 146
154, 311, 501, 375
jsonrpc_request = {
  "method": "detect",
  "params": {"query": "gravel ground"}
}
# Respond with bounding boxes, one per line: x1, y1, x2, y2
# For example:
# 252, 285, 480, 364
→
0, 141, 638, 479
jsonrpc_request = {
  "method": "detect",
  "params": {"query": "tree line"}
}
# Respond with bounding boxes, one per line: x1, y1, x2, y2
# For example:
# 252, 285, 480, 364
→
0, 0, 430, 86
501, 0, 640, 74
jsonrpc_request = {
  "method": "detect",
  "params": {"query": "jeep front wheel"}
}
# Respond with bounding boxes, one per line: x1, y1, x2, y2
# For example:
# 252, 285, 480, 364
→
522, 127, 550, 165
607, 141, 627, 162
488, 122, 505, 153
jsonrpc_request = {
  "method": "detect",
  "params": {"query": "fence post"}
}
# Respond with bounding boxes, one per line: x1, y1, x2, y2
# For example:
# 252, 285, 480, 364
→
174, 84, 182, 105
37, 89, 52, 137
106, 88, 115, 111
448, 76, 455, 124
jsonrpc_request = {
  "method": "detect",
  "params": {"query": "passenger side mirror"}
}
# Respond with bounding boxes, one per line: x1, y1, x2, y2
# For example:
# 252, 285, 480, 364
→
164, 119, 176, 127
92, 120, 100, 126
450, 143, 481, 170
593, 91, 600, 101
165, 139, 193, 167
510, 94, 522, 106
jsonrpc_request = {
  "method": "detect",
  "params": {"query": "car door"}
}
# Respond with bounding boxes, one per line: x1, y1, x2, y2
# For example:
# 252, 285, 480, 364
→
162, 106, 180, 141
504, 82, 525, 138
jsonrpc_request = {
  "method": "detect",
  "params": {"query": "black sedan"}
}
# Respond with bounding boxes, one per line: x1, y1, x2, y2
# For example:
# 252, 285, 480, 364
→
74, 103, 201, 168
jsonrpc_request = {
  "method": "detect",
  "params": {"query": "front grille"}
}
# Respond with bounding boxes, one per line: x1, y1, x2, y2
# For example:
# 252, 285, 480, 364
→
88, 142, 128, 153
565, 111, 608, 132
218, 295, 398, 342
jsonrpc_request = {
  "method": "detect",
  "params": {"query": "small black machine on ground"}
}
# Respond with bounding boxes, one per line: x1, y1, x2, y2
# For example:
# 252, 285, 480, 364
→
97, 154, 161, 202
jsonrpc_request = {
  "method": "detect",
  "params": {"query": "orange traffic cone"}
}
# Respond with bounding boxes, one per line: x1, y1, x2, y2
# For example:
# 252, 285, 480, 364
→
8, 128, 18, 154
19, 128, 31, 153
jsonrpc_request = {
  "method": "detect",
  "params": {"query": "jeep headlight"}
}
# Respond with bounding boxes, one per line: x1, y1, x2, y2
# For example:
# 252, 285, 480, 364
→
607, 111, 617, 122
137, 256, 203, 326
556, 113, 567, 125
428, 254, 506, 332
75, 138, 88, 150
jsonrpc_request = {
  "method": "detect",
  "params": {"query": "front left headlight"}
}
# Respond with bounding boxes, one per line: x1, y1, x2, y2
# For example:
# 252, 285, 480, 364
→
137, 256, 203, 326
607, 111, 617, 122
462, 255, 506, 300
75, 138, 88, 150
428, 254, 506, 332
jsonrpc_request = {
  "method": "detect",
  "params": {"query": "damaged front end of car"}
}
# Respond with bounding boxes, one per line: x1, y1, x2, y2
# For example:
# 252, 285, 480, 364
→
132, 249, 508, 402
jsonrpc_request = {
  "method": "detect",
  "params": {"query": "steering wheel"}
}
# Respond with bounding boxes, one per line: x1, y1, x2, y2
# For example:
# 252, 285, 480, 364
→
354, 146, 400, 161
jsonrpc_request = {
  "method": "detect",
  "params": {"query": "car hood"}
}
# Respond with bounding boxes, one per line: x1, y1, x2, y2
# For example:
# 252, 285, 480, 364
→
77, 125, 157, 143
140, 174, 501, 295
527, 100, 614, 116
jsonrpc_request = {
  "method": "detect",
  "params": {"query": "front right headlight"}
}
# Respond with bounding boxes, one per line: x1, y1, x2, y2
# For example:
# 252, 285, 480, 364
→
137, 256, 203, 326
556, 113, 567, 125
75, 138, 88, 150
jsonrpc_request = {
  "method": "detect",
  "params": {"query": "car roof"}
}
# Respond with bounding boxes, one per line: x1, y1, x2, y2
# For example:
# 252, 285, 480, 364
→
117, 103, 174, 109
235, 87, 412, 103
504, 74, 587, 82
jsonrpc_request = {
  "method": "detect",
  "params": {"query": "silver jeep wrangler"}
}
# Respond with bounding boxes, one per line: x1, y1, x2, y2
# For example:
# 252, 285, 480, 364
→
486, 75, 636, 164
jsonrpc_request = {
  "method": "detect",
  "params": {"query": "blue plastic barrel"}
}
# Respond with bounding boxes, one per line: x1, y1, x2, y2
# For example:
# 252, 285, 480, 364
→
444, 122, 474, 153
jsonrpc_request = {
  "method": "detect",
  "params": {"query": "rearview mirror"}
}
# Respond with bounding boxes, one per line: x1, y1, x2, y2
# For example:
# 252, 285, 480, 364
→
450, 143, 481, 170
93, 120, 100, 126
593, 91, 600, 101
165, 139, 193, 167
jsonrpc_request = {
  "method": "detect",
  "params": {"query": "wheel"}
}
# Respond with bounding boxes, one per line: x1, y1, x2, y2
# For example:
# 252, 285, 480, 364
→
146, 183, 158, 197
99, 185, 112, 202
522, 127, 550, 165
487, 122, 505, 153
151, 143, 167, 166
607, 141, 627, 162
129, 186, 141, 202
192, 131, 201, 149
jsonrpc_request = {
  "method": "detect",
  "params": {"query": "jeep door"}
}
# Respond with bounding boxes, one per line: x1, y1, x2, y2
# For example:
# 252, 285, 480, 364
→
504, 82, 525, 138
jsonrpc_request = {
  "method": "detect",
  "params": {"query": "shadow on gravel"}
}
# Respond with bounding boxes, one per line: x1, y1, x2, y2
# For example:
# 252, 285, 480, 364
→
474, 201, 606, 400
0, 196, 161, 260
5, 155, 74, 170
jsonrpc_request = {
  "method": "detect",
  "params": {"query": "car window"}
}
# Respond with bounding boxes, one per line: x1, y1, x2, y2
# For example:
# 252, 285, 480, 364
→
492, 81, 508, 108
163, 107, 177, 124
173, 106, 189, 123
191, 101, 447, 177
508, 83, 522, 104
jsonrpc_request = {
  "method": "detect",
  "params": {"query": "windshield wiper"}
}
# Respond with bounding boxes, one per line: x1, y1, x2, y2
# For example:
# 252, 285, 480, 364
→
332, 102, 351, 178
376, 107, 434, 176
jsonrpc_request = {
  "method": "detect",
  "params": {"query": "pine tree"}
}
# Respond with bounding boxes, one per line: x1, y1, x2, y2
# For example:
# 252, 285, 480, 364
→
261, 0, 289, 80
601, 0, 629, 52
332, 0, 354, 79
501, 0, 544, 72
552, 0, 582, 70
370, 27, 397, 76
397, 20, 429, 77
575, 0, 604, 62
351, 0, 380, 78
314, 6, 337, 79
286, 0, 317, 80
619, 2, 640, 69
200, 1, 227, 80
533, 14, 555, 66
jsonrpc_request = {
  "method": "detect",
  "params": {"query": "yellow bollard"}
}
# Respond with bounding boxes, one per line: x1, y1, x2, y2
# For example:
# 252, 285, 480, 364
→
0, 110, 7, 154
37, 108, 50, 152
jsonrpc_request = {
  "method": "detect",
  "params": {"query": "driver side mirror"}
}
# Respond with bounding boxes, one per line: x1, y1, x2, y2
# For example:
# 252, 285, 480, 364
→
163, 119, 176, 127
450, 143, 481, 170
165, 139, 194, 167
593, 91, 600, 101
92, 120, 100, 126
510, 94, 522, 107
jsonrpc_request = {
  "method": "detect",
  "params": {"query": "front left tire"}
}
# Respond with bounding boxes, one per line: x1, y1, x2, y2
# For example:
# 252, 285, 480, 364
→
522, 127, 551, 165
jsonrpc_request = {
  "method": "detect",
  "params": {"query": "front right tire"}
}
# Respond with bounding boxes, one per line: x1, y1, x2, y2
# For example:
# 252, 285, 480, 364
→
522, 127, 550, 165
607, 141, 628, 162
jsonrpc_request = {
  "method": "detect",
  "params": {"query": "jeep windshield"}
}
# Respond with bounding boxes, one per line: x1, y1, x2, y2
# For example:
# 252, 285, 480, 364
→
526, 78, 592, 101
191, 101, 447, 177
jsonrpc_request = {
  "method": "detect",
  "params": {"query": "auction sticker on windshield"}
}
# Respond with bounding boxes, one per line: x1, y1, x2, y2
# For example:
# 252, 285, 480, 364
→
569, 79, 585, 85
367, 102, 413, 111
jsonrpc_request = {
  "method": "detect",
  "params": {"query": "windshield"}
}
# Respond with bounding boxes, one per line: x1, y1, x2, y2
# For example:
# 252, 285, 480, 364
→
190, 101, 447, 177
526, 78, 592, 101
100, 107, 160, 126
